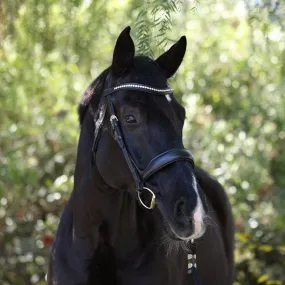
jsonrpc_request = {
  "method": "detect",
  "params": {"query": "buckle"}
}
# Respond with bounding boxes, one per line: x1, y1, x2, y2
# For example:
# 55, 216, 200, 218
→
110, 114, 119, 131
137, 187, 156, 210
110, 114, 118, 124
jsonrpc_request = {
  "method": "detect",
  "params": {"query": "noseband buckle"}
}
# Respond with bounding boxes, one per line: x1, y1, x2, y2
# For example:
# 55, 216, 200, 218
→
137, 187, 156, 210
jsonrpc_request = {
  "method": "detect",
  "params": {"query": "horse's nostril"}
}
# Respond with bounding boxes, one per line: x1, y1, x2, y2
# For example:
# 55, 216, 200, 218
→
175, 200, 185, 217
174, 198, 191, 226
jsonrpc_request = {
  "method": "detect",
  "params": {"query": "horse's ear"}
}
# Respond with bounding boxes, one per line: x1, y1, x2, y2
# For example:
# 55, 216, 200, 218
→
155, 36, 187, 78
111, 26, 135, 76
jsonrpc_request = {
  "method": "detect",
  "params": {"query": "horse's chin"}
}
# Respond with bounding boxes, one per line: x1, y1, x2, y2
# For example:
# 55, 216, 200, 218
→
162, 220, 206, 242
162, 221, 191, 242
160, 222, 192, 256
163, 223, 184, 241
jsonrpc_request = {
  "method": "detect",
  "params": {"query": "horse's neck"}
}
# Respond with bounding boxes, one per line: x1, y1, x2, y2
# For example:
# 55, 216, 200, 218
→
91, 178, 160, 252
97, 186, 150, 243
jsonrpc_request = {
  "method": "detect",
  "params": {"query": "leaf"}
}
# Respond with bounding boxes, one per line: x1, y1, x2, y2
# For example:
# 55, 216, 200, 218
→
266, 281, 283, 285
258, 245, 273, 252
277, 245, 285, 253
134, 0, 182, 56
236, 232, 250, 242
258, 275, 269, 283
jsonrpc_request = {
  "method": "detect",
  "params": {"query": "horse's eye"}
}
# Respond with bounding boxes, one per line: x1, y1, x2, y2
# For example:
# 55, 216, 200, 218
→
125, 114, 137, 124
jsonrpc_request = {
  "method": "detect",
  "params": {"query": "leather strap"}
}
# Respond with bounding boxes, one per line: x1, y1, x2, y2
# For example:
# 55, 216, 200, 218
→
92, 102, 107, 155
106, 94, 143, 190
141, 149, 194, 181
187, 241, 202, 285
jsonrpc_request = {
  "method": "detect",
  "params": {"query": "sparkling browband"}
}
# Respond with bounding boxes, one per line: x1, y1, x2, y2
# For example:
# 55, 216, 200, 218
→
103, 83, 174, 96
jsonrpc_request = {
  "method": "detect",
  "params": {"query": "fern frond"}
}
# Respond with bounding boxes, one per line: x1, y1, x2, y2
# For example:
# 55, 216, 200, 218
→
190, 0, 200, 12
133, 0, 183, 58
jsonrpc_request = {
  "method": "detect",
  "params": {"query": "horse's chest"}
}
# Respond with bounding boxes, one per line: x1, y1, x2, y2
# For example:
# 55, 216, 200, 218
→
115, 251, 188, 285
101, 201, 189, 285
109, 236, 188, 285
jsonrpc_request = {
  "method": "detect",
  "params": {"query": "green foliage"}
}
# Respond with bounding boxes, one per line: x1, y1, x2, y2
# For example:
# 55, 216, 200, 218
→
0, 1, 285, 285
133, 0, 184, 57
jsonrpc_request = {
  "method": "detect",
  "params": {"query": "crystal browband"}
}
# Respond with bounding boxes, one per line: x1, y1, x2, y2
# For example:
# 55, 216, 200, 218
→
103, 83, 174, 96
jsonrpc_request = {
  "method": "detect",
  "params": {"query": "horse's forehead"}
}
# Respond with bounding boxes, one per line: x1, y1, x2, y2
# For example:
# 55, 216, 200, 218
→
133, 56, 157, 69
126, 57, 166, 83
117, 58, 173, 109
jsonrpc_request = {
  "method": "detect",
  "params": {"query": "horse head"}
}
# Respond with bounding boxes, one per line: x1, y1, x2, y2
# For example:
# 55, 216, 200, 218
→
88, 27, 207, 242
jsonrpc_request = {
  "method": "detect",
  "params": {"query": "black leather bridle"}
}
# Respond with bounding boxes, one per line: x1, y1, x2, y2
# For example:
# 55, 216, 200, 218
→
92, 82, 195, 210
91, 82, 201, 284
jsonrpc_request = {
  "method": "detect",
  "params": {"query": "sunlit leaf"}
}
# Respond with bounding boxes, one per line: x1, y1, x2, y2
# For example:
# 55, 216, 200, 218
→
258, 245, 274, 252
277, 246, 285, 253
258, 275, 269, 283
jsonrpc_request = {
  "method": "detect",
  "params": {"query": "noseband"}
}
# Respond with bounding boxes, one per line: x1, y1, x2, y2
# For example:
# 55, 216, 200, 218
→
92, 83, 195, 210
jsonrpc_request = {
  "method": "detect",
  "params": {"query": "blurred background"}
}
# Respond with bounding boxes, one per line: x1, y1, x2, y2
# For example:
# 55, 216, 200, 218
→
0, 0, 284, 284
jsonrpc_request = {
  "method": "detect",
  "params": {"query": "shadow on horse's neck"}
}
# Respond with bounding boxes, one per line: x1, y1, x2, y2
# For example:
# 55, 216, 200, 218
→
95, 168, 158, 249
92, 166, 161, 268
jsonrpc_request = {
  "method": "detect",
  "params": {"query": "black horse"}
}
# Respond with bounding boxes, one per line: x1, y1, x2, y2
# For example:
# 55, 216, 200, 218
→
48, 27, 235, 285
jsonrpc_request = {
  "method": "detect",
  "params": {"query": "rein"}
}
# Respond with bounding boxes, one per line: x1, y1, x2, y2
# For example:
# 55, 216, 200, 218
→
91, 82, 201, 284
